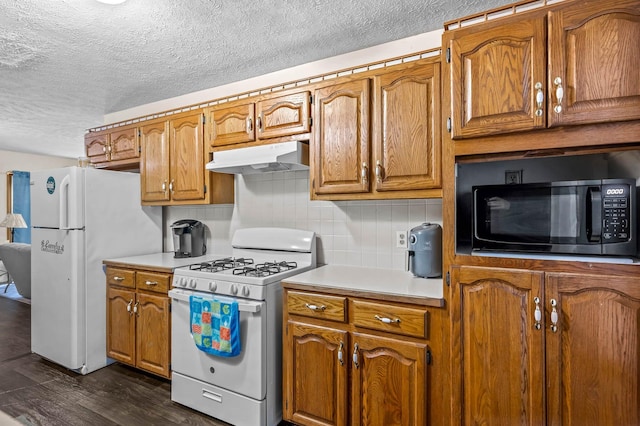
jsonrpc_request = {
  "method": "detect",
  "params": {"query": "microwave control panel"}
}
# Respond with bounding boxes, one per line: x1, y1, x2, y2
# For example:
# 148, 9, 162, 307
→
602, 184, 631, 243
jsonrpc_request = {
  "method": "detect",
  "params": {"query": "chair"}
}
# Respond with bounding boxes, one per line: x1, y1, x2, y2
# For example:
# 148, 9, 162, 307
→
0, 243, 31, 298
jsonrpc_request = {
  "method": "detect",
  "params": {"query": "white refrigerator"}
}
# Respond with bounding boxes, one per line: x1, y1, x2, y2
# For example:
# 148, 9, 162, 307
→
30, 166, 162, 374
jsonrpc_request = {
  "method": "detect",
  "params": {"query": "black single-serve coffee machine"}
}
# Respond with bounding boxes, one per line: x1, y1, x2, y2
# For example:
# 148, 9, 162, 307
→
170, 219, 206, 258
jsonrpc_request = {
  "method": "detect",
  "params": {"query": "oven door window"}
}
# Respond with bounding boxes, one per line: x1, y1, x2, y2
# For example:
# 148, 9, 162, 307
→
475, 186, 584, 245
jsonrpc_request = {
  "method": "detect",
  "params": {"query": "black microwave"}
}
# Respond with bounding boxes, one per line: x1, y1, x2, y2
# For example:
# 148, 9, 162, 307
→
472, 179, 637, 257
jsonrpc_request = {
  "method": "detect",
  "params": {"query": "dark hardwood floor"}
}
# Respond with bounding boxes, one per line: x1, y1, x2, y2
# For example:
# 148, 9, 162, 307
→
0, 297, 230, 425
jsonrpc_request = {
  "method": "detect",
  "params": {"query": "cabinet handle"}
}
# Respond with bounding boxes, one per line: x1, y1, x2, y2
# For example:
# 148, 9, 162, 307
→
113, 276, 124, 282
126, 299, 134, 315
305, 303, 326, 312
352, 343, 359, 369
534, 82, 544, 117
133, 301, 140, 315
533, 296, 542, 330
374, 314, 400, 324
246, 117, 253, 133
169, 180, 174, 193
375, 160, 383, 183
550, 298, 558, 333
338, 341, 344, 366
553, 77, 563, 113
361, 162, 368, 184
145, 280, 158, 286
257, 114, 263, 132
162, 181, 167, 192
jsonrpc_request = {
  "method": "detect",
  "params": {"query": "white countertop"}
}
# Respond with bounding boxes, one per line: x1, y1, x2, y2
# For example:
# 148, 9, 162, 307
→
283, 264, 444, 302
103, 252, 227, 271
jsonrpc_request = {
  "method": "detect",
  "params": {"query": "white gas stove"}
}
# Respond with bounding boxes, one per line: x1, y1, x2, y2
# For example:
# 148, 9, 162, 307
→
168, 227, 316, 426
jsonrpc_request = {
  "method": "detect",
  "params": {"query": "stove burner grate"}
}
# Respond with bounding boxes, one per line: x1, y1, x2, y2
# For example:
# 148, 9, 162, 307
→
188, 257, 254, 273
232, 261, 298, 277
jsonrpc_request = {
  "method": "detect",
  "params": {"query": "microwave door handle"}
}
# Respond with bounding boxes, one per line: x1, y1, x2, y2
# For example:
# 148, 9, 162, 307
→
588, 188, 602, 242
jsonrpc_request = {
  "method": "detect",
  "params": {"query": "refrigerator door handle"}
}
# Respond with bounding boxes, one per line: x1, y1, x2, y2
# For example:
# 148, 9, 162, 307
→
59, 175, 70, 230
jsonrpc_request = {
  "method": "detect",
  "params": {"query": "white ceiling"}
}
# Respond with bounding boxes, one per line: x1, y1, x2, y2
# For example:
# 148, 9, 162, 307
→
0, 0, 513, 159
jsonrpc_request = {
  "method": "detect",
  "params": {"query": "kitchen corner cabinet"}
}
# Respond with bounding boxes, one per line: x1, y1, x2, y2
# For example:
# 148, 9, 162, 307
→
106, 265, 172, 379
208, 89, 311, 148
283, 289, 430, 426
139, 111, 234, 206
311, 58, 441, 200
84, 127, 140, 170
446, 0, 640, 142
450, 265, 640, 424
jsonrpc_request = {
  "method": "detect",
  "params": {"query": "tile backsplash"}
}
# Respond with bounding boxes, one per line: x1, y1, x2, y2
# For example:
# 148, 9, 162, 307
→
165, 170, 442, 271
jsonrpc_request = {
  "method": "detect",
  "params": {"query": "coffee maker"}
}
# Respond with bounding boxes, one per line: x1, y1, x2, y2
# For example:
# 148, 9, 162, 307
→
407, 222, 442, 278
170, 219, 206, 258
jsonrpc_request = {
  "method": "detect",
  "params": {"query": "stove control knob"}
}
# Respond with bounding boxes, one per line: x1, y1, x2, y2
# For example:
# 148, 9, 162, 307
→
242, 286, 250, 297
208, 281, 217, 292
189, 279, 197, 289
179, 277, 187, 287
231, 284, 238, 295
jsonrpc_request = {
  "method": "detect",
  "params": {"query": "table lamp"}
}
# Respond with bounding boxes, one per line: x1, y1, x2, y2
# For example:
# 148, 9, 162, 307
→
0, 213, 28, 242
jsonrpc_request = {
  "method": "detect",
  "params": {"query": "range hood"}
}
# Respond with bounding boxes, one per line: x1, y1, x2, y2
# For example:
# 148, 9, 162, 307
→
206, 141, 309, 174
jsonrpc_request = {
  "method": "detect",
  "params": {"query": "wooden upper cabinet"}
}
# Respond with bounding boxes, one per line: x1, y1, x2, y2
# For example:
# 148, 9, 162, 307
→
210, 90, 311, 148
84, 128, 139, 169
545, 272, 640, 425
448, 0, 640, 140
140, 121, 170, 203
449, 17, 546, 139
373, 61, 441, 192
109, 128, 139, 162
169, 113, 206, 202
85, 133, 108, 164
312, 78, 371, 196
547, 0, 640, 127
211, 103, 255, 147
256, 91, 311, 139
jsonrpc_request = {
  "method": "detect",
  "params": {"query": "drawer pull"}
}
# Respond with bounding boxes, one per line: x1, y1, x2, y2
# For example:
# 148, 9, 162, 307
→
305, 303, 326, 312
375, 314, 401, 324
113, 276, 125, 282
145, 280, 158, 286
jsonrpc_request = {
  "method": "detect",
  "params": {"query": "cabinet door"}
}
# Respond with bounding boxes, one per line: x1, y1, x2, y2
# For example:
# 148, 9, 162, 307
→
169, 113, 206, 202
373, 62, 441, 192
449, 17, 546, 139
351, 332, 428, 426
211, 103, 255, 146
285, 321, 349, 426
313, 78, 371, 195
547, 0, 640, 127
135, 292, 171, 378
140, 121, 170, 203
109, 127, 139, 162
256, 91, 311, 139
450, 265, 545, 425
106, 287, 135, 365
545, 272, 640, 425
85, 133, 108, 164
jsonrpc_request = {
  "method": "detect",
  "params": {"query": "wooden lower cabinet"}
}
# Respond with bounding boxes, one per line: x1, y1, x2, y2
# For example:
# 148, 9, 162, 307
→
450, 265, 640, 424
106, 266, 171, 379
283, 289, 430, 426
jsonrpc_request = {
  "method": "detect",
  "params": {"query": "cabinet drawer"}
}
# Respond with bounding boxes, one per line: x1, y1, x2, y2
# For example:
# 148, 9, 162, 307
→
136, 271, 171, 294
106, 267, 135, 289
287, 291, 347, 323
352, 299, 428, 338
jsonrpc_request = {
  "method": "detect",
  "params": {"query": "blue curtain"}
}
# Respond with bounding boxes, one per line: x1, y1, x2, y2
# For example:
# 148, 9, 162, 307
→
11, 171, 30, 243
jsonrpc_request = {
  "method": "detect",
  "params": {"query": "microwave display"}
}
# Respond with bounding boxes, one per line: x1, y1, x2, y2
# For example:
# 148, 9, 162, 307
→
473, 179, 637, 256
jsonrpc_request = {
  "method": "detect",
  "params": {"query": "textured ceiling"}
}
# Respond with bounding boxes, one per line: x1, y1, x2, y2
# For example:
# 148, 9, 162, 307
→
0, 0, 513, 159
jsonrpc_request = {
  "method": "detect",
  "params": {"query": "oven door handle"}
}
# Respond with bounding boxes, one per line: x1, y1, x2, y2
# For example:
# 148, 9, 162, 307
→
168, 288, 262, 313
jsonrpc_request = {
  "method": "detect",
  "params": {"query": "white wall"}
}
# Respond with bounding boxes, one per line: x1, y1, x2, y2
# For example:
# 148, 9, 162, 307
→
165, 171, 443, 270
